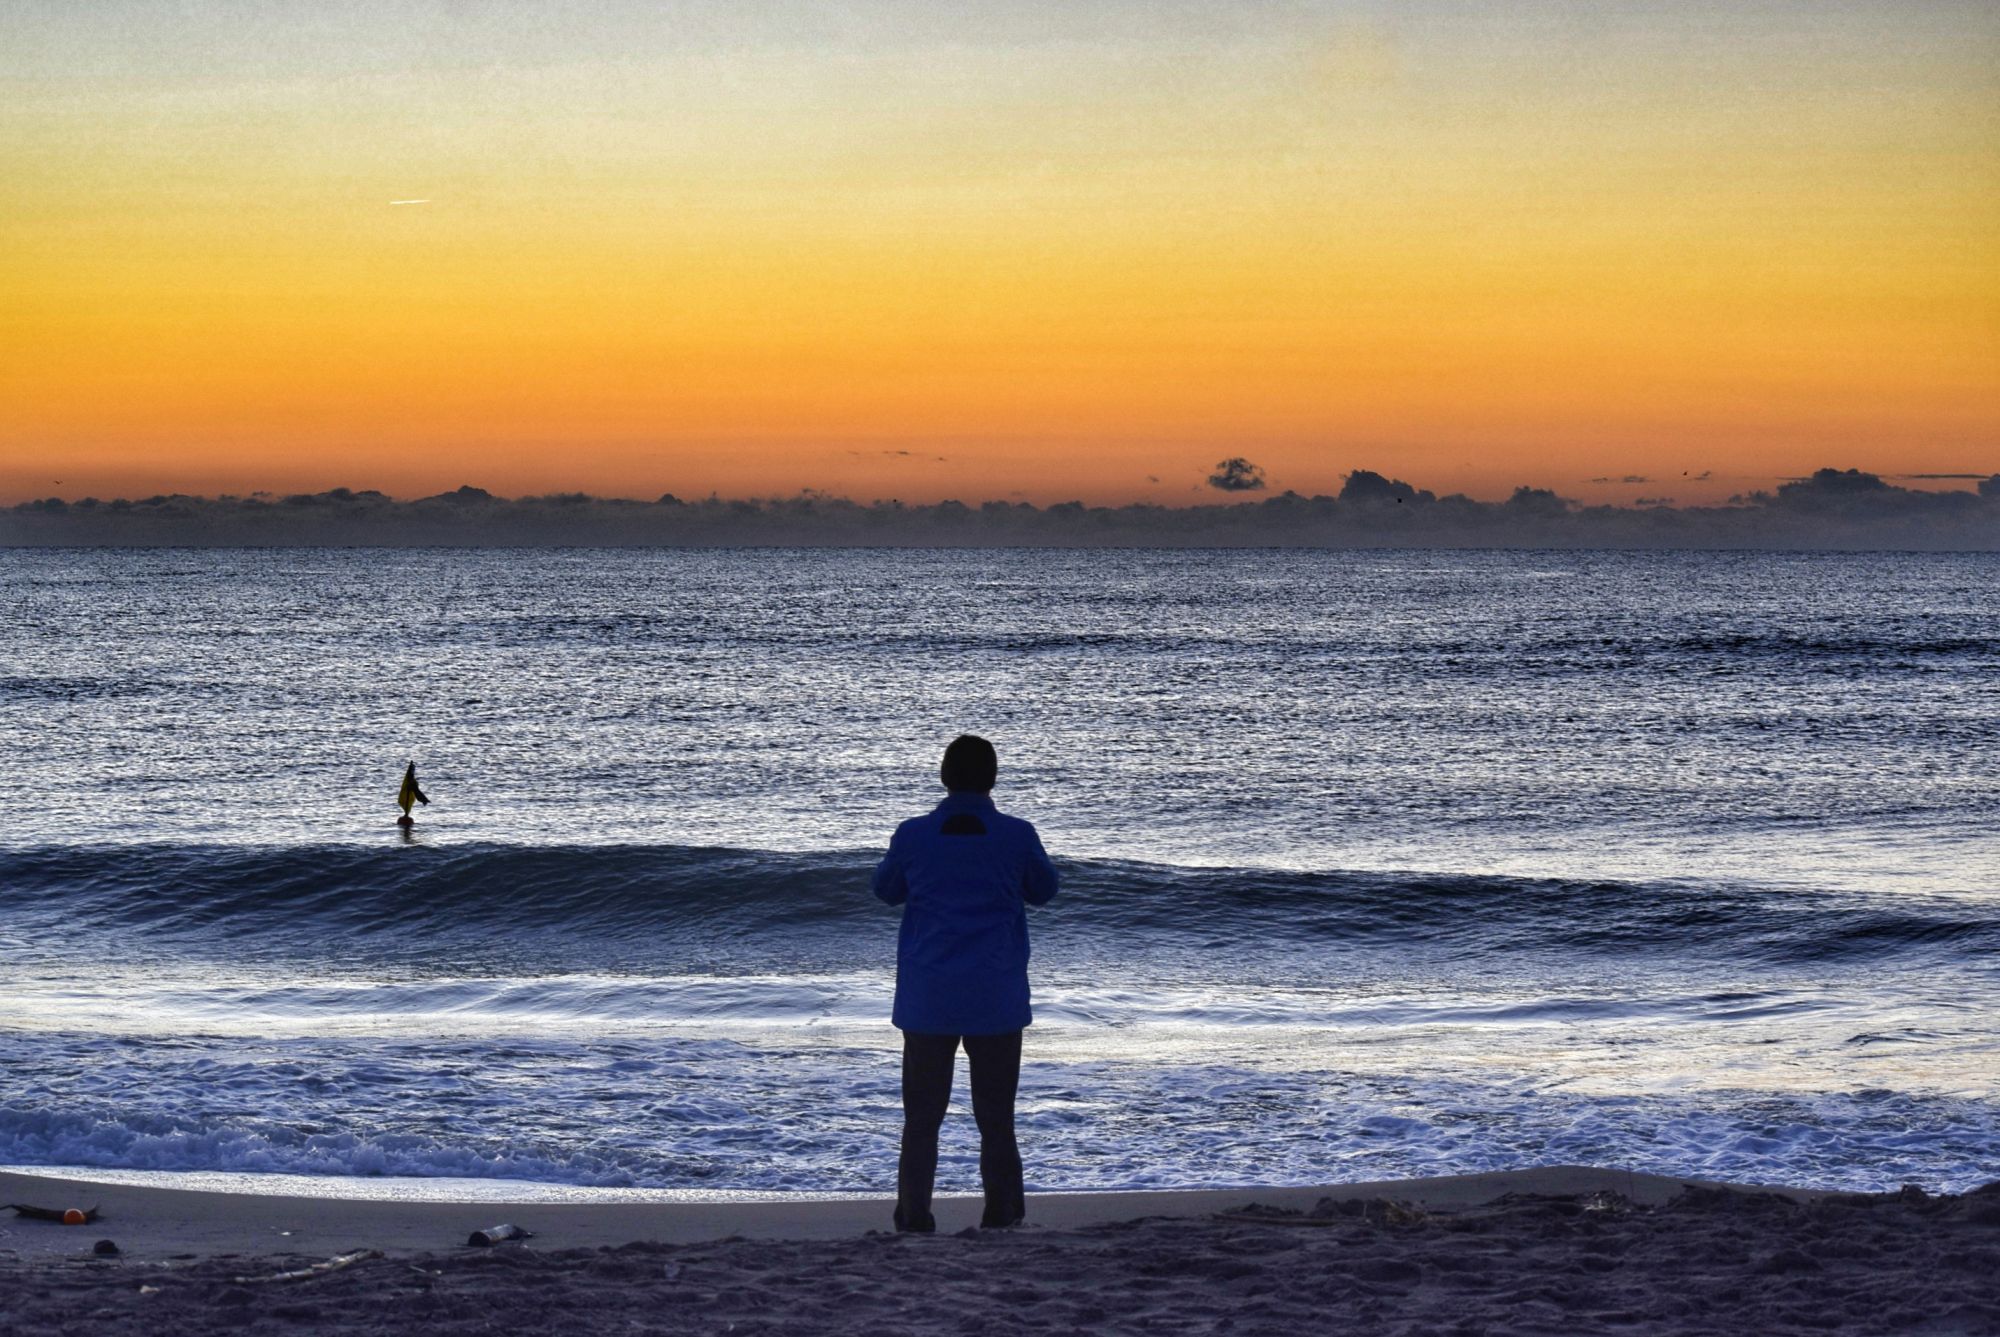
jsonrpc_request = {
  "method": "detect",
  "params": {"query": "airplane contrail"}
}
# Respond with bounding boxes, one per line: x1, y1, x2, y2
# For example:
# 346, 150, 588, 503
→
389, 199, 431, 206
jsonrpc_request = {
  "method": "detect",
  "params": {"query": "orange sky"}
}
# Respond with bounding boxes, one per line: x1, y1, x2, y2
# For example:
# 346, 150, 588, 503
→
2, 2, 1996, 506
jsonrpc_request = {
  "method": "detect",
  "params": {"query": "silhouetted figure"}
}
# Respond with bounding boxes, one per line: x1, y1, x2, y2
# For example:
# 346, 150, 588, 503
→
397, 761, 430, 826
873, 734, 1058, 1232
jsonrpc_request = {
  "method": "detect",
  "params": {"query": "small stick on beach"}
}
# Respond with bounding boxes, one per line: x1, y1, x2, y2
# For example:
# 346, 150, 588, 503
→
232, 1249, 382, 1285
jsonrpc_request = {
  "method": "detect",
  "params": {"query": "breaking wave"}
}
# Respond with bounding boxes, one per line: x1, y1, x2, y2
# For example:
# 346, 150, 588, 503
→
0, 843, 1990, 972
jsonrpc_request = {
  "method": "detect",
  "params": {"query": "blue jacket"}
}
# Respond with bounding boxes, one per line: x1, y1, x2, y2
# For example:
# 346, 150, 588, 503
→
872, 792, 1059, 1035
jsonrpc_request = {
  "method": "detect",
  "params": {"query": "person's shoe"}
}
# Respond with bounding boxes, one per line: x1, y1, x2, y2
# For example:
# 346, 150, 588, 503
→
978, 1212, 1023, 1230
893, 1205, 936, 1234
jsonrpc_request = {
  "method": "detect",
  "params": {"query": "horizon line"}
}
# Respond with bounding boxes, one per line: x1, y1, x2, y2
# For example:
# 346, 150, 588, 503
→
10, 464, 1998, 514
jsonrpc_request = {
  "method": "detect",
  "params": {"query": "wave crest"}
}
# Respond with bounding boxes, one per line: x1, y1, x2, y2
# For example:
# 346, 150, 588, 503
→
0, 843, 1989, 970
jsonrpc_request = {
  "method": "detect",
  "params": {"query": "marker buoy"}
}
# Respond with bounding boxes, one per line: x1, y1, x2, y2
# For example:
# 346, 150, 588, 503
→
4, 1203, 99, 1224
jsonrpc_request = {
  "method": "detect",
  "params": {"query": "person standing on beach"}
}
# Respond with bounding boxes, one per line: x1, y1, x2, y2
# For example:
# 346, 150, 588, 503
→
873, 734, 1059, 1233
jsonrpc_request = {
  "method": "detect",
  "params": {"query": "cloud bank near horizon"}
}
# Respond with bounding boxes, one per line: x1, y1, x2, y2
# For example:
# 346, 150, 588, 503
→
5, 468, 1997, 551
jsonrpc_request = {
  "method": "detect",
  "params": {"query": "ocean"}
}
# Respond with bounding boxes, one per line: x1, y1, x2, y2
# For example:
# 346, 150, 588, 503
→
1, 547, 1995, 1196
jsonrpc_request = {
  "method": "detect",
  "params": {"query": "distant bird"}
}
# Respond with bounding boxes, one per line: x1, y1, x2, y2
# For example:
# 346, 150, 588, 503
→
397, 762, 430, 826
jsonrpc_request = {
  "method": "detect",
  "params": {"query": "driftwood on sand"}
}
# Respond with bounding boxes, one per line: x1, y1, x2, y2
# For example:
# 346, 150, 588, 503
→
233, 1249, 384, 1285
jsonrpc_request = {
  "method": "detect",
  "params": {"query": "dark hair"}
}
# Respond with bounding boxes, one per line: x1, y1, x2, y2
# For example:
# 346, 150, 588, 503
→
940, 734, 998, 793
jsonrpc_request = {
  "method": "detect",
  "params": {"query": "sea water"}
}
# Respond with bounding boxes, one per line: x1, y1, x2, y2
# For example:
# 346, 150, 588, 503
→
0, 548, 1994, 1194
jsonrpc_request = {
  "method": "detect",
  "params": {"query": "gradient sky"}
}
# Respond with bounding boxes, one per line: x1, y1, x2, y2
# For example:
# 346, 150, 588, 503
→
2, 1, 1995, 506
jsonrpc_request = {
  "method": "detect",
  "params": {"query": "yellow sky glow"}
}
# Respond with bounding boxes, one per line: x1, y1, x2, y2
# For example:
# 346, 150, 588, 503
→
2, 2, 1995, 505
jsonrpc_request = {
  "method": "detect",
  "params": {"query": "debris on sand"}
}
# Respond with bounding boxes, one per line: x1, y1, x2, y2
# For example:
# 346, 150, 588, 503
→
232, 1249, 383, 1285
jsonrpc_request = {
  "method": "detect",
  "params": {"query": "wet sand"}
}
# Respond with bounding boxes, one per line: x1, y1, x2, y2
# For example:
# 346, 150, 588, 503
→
3, 1166, 1996, 1334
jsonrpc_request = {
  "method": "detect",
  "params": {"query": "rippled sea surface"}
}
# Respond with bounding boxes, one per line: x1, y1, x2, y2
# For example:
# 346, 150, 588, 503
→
1, 548, 1995, 1193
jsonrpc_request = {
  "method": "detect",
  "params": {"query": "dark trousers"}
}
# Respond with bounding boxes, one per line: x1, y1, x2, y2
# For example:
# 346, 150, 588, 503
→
896, 1029, 1024, 1230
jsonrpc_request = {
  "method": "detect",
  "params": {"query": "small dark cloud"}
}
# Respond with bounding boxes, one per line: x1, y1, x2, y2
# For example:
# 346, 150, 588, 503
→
1339, 470, 1433, 506
1504, 486, 1572, 517
279, 487, 392, 508
1777, 467, 1889, 496
1765, 467, 1995, 522
1898, 473, 1990, 480
1587, 475, 1651, 485
1206, 458, 1267, 492
424, 485, 495, 505
1145, 475, 1160, 484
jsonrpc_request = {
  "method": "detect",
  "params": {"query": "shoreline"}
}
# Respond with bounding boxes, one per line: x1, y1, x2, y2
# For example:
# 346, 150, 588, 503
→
3, 1164, 1823, 1262
4, 1165, 1994, 1336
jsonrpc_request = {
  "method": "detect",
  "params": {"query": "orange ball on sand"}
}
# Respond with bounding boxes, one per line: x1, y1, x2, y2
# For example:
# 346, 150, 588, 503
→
62, 1208, 85, 1225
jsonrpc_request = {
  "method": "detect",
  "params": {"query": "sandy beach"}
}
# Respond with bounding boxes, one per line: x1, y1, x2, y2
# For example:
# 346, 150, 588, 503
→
4, 1165, 1996, 1334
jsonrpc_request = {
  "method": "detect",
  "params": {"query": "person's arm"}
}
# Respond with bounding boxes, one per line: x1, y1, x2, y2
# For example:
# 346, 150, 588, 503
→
1021, 824, 1058, 907
872, 825, 910, 906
